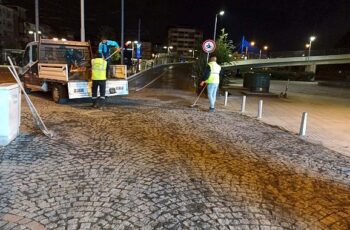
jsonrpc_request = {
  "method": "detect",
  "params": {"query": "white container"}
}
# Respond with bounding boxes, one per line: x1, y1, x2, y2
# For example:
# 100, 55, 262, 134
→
0, 83, 21, 145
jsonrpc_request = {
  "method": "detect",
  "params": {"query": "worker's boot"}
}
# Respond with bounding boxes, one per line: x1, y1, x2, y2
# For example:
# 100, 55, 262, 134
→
98, 98, 106, 110
92, 99, 99, 108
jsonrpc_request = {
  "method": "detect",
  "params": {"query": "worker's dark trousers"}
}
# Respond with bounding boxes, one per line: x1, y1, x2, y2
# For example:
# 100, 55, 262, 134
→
92, 80, 106, 100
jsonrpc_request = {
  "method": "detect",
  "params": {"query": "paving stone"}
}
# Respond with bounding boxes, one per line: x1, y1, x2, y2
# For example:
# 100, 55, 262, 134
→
0, 88, 349, 229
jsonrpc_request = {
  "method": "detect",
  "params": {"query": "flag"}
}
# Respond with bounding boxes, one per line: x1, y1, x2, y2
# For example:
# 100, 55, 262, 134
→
241, 36, 250, 53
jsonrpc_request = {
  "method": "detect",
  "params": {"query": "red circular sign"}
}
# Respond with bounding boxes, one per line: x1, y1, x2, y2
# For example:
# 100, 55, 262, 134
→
202, 40, 216, 53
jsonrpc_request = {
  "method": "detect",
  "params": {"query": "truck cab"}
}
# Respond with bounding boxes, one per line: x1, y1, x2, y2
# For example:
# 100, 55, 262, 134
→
21, 39, 128, 103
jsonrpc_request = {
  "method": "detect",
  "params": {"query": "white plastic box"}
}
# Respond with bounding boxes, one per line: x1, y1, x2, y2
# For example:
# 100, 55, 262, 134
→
0, 83, 21, 145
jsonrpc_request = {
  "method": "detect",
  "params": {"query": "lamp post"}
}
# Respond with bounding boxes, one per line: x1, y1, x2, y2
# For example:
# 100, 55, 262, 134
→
80, 0, 85, 42
127, 41, 138, 60
260, 45, 268, 59
308, 36, 316, 59
127, 41, 138, 73
121, 0, 125, 64
189, 49, 195, 58
163, 46, 173, 54
28, 30, 41, 41
246, 41, 255, 59
207, 10, 224, 62
35, 0, 39, 42
213, 10, 225, 41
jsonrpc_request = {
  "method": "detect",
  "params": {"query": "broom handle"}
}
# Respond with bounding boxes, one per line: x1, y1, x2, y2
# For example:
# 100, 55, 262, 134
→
193, 84, 207, 105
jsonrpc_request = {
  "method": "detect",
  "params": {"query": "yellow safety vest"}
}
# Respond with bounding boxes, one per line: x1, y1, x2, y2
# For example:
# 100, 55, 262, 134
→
91, 58, 107, 80
205, 61, 221, 84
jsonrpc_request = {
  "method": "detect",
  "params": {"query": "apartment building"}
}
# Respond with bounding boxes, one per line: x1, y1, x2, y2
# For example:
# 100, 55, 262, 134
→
168, 27, 203, 57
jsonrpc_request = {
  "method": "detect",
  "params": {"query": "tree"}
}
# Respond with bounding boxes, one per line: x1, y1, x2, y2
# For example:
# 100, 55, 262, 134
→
213, 29, 235, 64
109, 47, 121, 64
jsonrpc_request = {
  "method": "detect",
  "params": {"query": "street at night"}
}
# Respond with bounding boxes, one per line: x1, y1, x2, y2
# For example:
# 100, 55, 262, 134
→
1, 65, 350, 229
1, 0, 350, 229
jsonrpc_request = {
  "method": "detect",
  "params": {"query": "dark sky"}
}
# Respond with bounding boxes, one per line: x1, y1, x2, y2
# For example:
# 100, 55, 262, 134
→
5, 0, 350, 51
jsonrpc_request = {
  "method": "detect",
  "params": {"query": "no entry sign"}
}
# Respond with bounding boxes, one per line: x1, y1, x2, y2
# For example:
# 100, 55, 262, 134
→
202, 40, 216, 53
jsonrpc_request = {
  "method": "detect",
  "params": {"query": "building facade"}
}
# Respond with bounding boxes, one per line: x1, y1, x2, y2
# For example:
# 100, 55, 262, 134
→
0, 4, 27, 48
0, 4, 15, 47
168, 27, 203, 57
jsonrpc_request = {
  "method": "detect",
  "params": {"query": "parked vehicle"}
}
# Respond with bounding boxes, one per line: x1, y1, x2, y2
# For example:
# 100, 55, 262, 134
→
20, 39, 128, 103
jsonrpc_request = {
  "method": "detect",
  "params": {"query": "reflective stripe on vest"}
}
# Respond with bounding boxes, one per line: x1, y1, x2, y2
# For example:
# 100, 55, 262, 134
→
92, 58, 107, 80
205, 62, 221, 84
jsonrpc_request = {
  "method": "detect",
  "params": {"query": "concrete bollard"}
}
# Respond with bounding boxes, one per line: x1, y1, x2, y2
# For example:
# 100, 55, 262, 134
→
241, 96, 246, 113
257, 99, 263, 119
224, 91, 228, 107
299, 112, 308, 137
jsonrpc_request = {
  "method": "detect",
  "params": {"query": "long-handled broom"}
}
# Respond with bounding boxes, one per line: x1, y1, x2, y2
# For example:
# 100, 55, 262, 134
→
190, 84, 207, 108
7, 57, 53, 138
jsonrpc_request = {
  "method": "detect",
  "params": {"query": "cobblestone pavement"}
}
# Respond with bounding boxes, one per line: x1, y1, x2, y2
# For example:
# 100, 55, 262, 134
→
1, 88, 350, 230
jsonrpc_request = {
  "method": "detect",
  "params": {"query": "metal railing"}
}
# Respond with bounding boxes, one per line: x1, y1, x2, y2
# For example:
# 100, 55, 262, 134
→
246, 48, 350, 60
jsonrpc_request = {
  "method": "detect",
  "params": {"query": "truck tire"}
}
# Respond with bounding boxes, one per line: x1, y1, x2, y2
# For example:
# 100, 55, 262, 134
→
52, 84, 68, 104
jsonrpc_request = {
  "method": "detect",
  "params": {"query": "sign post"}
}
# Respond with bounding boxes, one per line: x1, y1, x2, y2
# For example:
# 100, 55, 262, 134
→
202, 39, 216, 62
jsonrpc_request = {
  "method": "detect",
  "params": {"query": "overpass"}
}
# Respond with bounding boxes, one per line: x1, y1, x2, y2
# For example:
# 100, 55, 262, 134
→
222, 49, 350, 72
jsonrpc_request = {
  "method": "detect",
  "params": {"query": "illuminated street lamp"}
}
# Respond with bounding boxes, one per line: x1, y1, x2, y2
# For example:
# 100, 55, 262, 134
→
28, 30, 41, 41
126, 40, 139, 60
189, 49, 195, 58
260, 45, 268, 59
308, 36, 316, 59
163, 46, 173, 54
213, 10, 225, 41
245, 41, 255, 59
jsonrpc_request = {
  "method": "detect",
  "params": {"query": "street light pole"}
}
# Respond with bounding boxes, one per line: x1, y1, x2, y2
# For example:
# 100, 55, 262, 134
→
308, 36, 316, 60
209, 10, 224, 62
213, 14, 218, 41
138, 18, 141, 42
121, 0, 125, 65
308, 42, 312, 59
80, 0, 85, 42
213, 11, 224, 41
35, 0, 39, 42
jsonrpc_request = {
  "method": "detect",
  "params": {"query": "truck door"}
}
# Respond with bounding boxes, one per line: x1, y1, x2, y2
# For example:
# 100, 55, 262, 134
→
23, 43, 41, 89
22, 44, 38, 73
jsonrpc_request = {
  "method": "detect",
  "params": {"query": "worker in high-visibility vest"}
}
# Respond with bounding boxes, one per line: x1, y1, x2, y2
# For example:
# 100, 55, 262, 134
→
200, 56, 222, 112
91, 56, 108, 108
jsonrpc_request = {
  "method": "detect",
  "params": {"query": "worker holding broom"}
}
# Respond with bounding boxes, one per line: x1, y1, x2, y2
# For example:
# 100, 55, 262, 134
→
91, 37, 120, 108
200, 56, 222, 112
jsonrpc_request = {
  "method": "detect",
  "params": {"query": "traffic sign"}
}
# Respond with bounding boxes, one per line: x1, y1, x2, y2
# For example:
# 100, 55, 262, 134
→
202, 40, 216, 53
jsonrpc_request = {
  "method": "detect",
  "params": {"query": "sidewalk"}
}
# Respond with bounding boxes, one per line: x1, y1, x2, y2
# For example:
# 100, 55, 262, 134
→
218, 81, 350, 156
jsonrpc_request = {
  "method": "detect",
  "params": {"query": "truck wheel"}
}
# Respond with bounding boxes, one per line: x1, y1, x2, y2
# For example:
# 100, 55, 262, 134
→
52, 84, 68, 104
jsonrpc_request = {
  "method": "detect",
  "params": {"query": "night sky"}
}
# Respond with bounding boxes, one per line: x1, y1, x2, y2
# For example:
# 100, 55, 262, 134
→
5, 0, 350, 51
